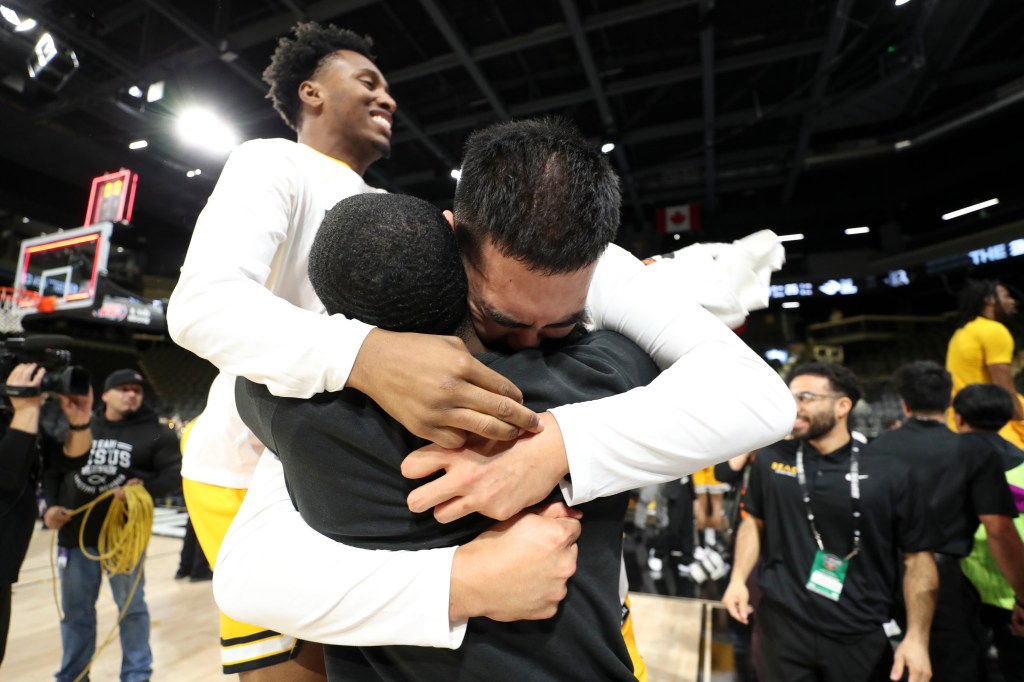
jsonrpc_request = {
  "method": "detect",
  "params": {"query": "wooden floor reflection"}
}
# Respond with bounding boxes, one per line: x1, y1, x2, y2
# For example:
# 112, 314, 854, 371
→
4, 525, 717, 681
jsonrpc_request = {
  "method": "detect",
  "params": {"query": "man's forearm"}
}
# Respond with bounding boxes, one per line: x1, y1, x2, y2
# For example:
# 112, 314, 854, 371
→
983, 515, 1024, 598
730, 515, 762, 586
902, 551, 938, 642
989, 365, 1023, 420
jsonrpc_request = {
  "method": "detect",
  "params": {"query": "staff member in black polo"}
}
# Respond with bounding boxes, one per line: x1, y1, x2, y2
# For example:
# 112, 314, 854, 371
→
875, 362, 1023, 682
723, 362, 937, 682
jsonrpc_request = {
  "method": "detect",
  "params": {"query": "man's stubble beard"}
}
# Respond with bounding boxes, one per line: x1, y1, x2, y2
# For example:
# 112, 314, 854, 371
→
794, 411, 837, 442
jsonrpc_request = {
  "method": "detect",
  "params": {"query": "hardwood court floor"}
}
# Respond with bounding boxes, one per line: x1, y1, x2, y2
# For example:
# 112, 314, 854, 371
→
5, 526, 703, 681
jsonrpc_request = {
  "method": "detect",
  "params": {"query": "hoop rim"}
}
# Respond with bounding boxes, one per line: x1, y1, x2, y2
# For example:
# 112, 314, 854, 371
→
0, 286, 43, 307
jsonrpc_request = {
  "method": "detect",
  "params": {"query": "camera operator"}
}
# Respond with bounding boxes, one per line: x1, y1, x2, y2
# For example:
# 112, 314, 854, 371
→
0, 363, 92, 668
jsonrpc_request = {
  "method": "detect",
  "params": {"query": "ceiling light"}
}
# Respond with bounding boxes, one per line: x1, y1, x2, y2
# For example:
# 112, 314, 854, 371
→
193, 168, 202, 175
844, 226, 870, 235
673, 233, 681, 241
782, 302, 800, 309
128, 140, 148, 150
450, 169, 461, 180
894, 139, 912, 150
778, 233, 804, 242
176, 108, 238, 153
1, 6, 36, 31
941, 198, 999, 221
894, 0, 912, 5
146, 81, 164, 103
27, 32, 56, 77
127, 85, 144, 98
601, 143, 615, 154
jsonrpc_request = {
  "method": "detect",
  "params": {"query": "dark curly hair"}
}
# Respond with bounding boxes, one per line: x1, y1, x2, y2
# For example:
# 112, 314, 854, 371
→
262, 21, 376, 131
309, 193, 468, 335
788, 361, 863, 407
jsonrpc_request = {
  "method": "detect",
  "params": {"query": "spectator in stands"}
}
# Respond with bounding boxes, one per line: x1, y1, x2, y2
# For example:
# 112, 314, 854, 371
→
875, 362, 1023, 682
723, 362, 936, 682
954, 384, 1024, 680
947, 279, 1024, 448
0, 363, 92, 668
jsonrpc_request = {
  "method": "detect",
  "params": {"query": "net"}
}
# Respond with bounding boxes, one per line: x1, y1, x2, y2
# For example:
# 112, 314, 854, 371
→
0, 287, 41, 334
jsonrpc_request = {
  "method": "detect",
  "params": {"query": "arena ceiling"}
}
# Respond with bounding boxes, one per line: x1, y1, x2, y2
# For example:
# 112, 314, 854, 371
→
0, 0, 1021, 278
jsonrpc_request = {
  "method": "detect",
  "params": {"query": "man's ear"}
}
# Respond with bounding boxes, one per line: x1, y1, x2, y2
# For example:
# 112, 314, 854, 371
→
836, 396, 853, 420
443, 209, 455, 231
298, 80, 322, 109
899, 398, 910, 418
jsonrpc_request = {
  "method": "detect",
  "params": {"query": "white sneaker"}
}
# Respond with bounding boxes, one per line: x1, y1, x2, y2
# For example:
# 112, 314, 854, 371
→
702, 548, 730, 581
647, 549, 663, 573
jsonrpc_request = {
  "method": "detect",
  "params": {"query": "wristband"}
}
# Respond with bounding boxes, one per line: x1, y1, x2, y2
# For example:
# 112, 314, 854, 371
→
68, 420, 91, 431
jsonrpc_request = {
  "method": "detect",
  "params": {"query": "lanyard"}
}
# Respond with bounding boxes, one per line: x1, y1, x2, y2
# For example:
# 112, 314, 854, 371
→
795, 441, 861, 561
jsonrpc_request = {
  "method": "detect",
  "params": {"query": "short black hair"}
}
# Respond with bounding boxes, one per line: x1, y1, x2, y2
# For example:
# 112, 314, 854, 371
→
952, 384, 1015, 432
789, 362, 863, 407
308, 193, 467, 335
893, 361, 952, 413
263, 21, 376, 131
453, 117, 620, 275
955, 279, 1000, 328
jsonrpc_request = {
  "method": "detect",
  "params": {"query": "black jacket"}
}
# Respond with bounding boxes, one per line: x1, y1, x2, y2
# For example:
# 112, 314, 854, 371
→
0, 425, 40, 584
43, 405, 181, 548
236, 330, 660, 682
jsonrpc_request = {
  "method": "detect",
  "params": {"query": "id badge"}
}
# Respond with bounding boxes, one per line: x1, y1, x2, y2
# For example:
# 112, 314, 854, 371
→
805, 550, 848, 602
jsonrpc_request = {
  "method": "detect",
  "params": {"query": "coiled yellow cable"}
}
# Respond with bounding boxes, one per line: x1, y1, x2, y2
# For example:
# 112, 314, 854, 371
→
50, 483, 155, 682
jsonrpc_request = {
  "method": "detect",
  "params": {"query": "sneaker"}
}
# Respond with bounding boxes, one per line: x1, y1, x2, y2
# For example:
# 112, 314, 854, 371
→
174, 569, 189, 580
647, 548, 664, 573
701, 548, 730, 581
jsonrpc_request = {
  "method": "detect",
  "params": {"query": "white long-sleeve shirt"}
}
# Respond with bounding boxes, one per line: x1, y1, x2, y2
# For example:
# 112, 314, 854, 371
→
169, 138, 379, 488
203, 253, 793, 649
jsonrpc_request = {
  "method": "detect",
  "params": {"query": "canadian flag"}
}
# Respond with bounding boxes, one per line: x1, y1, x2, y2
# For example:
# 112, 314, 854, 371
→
656, 204, 700, 233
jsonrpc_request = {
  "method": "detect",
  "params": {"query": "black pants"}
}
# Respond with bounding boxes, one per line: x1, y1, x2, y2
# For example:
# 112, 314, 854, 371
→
757, 598, 893, 682
930, 557, 986, 682
176, 517, 212, 579
0, 583, 10, 665
653, 479, 695, 561
980, 603, 1024, 682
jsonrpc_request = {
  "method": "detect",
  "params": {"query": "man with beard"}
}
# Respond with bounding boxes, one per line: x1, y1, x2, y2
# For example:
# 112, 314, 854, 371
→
722, 362, 937, 682
947, 280, 1024, 448
43, 369, 181, 682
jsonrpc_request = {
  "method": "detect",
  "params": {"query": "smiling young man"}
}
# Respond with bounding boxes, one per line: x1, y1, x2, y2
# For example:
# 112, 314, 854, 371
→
169, 22, 572, 680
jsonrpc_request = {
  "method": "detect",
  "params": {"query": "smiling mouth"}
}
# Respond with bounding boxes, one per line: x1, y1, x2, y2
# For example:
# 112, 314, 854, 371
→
371, 114, 392, 136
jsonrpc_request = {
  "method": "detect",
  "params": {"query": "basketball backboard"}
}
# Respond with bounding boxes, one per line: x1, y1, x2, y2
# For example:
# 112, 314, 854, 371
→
14, 222, 113, 313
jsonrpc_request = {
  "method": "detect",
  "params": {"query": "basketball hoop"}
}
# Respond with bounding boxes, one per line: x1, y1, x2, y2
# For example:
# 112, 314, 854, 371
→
0, 287, 42, 335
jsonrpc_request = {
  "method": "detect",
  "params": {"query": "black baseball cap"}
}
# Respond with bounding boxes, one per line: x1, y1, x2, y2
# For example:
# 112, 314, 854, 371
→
104, 369, 145, 392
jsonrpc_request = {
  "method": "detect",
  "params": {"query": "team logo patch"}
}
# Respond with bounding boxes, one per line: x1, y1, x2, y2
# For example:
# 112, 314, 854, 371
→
771, 461, 797, 477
